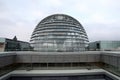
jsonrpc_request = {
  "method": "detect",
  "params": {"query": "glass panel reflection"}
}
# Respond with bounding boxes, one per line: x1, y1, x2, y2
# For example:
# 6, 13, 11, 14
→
30, 14, 89, 52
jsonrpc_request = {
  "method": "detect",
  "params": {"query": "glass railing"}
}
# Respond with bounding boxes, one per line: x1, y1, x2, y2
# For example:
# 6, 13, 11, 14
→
101, 63, 120, 77
0, 52, 120, 77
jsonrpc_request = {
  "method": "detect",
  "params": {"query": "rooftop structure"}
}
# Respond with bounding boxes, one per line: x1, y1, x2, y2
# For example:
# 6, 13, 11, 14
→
0, 51, 120, 80
0, 14, 120, 80
0, 36, 31, 52
89, 41, 120, 51
30, 14, 89, 52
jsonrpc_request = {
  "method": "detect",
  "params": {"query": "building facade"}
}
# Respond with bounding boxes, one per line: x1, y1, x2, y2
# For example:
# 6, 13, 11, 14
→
0, 14, 120, 80
30, 14, 89, 52
89, 41, 120, 51
0, 37, 31, 52
0, 51, 120, 80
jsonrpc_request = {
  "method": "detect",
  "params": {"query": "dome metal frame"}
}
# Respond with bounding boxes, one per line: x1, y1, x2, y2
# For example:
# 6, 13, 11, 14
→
30, 14, 89, 52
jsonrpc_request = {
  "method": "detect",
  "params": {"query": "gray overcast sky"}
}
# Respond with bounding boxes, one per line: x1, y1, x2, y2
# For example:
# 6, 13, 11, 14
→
0, 0, 120, 42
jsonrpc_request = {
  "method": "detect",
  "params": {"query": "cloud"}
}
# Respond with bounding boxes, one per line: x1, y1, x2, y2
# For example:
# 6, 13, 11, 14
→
85, 23, 120, 41
87, 13, 116, 24
47, 0, 62, 6
0, 0, 120, 42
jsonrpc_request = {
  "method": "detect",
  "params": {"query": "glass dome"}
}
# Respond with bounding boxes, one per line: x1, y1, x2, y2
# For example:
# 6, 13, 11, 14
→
30, 14, 89, 52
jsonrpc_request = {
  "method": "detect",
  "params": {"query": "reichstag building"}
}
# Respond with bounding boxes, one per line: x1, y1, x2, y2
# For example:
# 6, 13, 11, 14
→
30, 14, 89, 52
0, 14, 120, 80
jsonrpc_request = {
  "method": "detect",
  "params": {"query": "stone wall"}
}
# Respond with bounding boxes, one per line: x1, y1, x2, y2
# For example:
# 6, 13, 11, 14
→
0, 52, 16, 68
0, 51, 120, 70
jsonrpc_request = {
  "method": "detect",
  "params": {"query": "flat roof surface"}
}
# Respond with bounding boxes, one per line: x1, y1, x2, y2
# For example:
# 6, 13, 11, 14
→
0, 69, 119, 80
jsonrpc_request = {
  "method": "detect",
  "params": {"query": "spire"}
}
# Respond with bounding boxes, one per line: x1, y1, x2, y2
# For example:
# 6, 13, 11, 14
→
13, 36, 17, 41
